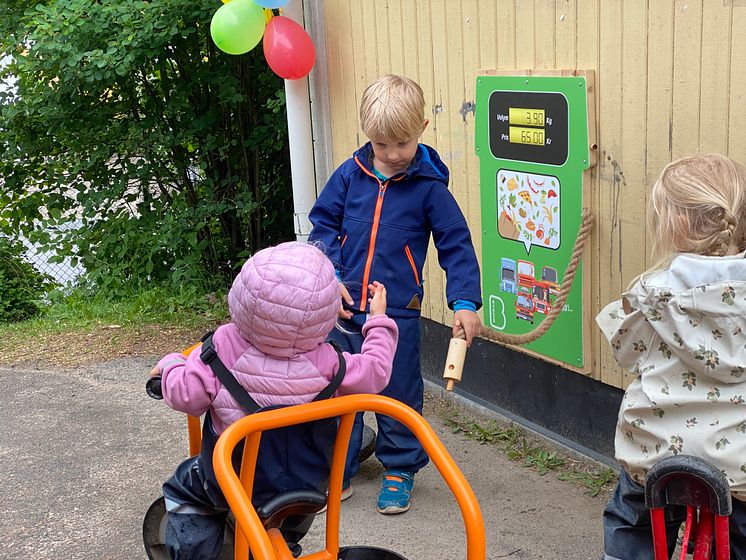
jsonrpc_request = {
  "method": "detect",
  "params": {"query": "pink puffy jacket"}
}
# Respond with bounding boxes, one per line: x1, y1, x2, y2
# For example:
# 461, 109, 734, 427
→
158, 242, 398, 433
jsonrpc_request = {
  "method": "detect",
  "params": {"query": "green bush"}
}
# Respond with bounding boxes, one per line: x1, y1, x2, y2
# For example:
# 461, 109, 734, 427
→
0, 237, 54, 323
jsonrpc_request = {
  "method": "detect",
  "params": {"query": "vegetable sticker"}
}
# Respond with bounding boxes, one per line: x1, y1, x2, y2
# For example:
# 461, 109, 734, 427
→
496, 169, 561, 253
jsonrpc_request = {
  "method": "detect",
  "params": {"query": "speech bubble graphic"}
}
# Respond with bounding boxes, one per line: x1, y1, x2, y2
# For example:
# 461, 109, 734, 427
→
496, 169, 560, 254
488, 294, 507, 331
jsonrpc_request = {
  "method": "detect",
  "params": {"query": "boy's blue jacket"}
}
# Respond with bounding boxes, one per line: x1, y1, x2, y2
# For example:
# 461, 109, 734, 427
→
308, 142, 482, 318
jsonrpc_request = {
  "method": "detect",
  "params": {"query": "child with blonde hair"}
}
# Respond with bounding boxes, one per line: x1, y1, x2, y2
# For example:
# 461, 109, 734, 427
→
597, 153, 746, 559
309, 74, 482, 514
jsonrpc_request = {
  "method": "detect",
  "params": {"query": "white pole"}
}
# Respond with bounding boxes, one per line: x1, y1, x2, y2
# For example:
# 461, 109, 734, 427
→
282, 0, 316, 242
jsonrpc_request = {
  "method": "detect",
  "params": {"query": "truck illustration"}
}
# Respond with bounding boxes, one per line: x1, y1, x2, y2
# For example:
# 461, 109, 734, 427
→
532, 283, 552, 315
515, 291, 535, 324
500, 258, 517, 294
541, 266, 560, 296
517, 260, 535, 289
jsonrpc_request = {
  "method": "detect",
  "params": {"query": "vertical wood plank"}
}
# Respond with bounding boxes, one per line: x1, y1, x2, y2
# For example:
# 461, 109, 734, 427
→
597, 0, 624, 388
386, 0, 406, 75
416, 0, 441, 319
671, 0, 703, 158
477, 0, 498, 70
728, 5, 746, 160
401, 0, 420, 80
645, 1, 675, 260
534, 0, 556, 69
619, 0, 649, 387
461, 0, 482, 270
576, 0, 600, 380
515, 0, 536, 68
555, 0, 577, 69
496, 0, 517, 69
698, 0, 731, 153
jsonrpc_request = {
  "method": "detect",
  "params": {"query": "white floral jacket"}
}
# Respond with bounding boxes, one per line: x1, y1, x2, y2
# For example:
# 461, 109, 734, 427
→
597, 252, 746, 501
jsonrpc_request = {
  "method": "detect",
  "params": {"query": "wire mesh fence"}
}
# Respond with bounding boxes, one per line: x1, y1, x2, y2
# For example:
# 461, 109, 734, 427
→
21, 239, 84, 287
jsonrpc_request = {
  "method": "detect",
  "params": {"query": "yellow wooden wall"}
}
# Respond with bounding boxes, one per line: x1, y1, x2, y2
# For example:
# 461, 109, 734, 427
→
318, 0, 746, 389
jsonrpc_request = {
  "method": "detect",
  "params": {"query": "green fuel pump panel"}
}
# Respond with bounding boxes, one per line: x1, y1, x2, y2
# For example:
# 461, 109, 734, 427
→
475, 73, 596, 371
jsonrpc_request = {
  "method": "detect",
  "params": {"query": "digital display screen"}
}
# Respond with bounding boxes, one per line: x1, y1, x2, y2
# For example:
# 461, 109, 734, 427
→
509, 107, 545, 127
509, 126, 545, 146
488, 91, 568, 165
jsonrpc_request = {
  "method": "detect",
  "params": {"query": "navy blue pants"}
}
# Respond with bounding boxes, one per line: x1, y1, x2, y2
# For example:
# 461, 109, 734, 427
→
329, 314, 429, 479
162, 455, 312, 560
603, 469, 746, 559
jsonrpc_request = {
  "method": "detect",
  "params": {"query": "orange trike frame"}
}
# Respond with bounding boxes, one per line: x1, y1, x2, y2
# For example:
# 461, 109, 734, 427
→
211, 393, 486, 560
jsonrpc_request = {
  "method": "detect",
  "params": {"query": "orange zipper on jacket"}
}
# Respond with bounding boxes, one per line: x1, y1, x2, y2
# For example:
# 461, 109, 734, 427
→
404, 244, 420, 286
353, 156, 408, 311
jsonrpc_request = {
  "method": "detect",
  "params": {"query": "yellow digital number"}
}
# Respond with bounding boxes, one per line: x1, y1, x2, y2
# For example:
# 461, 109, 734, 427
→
509, 126, 545, 146
508, 107, 545, 127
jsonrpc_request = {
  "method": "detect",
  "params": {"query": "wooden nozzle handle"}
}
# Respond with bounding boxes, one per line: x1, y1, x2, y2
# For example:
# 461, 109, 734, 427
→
443, 336, 468, 391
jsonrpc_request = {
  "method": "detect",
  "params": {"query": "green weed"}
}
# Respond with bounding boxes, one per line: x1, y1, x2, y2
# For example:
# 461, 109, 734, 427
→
445, 413, 617, 495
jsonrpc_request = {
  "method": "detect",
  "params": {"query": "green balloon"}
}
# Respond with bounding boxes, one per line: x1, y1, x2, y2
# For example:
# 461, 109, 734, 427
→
210, 0, 266, 55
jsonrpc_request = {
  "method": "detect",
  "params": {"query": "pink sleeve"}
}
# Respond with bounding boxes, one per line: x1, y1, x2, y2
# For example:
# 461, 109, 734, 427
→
159, 347, 220, 417
335, 314, 398, 395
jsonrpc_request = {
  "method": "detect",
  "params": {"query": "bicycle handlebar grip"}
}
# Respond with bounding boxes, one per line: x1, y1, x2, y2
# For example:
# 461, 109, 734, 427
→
146, 375, 163, 400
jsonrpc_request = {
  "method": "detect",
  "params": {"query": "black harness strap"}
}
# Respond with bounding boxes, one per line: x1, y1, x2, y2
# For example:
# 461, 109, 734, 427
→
199, 332, 346, 415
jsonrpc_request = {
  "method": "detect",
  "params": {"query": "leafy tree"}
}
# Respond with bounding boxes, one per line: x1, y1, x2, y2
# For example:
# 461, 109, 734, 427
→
0, 236, 53, 322
0, 0, 293, 293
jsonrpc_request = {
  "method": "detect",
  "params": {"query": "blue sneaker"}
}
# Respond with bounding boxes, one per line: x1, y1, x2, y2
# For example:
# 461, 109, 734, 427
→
376, 469, 414, 514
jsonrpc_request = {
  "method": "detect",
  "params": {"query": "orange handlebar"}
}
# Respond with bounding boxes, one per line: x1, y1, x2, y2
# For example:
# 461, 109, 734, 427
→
213, 394, 486, 560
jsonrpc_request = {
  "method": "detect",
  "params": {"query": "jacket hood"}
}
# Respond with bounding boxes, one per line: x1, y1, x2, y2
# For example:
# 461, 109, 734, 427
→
625, 251, 746, 376
353, 142, 450, 184
227, 242, 340, 358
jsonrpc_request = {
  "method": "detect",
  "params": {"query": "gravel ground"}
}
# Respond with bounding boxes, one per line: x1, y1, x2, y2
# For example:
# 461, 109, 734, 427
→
0, 352, 609, 560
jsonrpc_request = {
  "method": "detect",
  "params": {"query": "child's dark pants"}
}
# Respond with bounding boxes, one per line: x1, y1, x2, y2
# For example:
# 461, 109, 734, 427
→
329, 314, 429, 479
163, 455, 312, 560
603, 469, 746, 559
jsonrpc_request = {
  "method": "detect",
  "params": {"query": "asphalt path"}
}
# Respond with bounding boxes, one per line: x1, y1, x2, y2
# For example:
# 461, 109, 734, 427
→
0, 358, 606, 559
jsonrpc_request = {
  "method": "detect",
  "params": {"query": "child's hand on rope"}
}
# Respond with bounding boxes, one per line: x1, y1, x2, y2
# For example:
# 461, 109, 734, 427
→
367, 281, 387, 316
454, 310, 481, 347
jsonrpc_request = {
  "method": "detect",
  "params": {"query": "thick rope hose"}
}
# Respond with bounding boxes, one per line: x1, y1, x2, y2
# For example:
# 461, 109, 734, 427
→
476, 208, 594, 346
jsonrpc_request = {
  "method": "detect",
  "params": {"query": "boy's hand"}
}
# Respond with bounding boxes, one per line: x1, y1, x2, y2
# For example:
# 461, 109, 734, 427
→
339, 281, 354, 319
149, 365, 161, 378
367, 281, 387, 316
453, 310, 481, 347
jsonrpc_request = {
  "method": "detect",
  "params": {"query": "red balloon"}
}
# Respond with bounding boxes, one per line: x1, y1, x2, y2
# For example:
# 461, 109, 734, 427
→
263, 16, 315, 80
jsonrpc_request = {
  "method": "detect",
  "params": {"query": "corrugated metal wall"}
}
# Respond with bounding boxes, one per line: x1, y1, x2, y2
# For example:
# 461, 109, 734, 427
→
317, 0, 746, 389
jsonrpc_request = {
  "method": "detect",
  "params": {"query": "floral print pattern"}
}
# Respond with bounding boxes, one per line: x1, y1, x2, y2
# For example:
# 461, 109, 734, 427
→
597, 255, 746, 501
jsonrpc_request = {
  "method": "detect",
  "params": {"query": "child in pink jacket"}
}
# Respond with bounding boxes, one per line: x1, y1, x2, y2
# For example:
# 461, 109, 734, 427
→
149, 241, 398, 560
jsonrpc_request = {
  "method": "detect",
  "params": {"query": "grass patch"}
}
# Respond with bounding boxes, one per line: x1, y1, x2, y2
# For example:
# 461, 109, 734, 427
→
0, 285, 229, 368
444, 412, 617, 497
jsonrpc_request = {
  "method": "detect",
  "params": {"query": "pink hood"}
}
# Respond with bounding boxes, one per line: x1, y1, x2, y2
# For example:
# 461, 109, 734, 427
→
227, 242, 340, 358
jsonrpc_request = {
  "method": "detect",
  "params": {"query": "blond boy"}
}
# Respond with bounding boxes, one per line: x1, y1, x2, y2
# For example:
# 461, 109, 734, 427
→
309, 74, 481, 514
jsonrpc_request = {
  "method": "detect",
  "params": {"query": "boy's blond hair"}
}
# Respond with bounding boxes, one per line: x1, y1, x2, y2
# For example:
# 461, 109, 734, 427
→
644, 153, 746, 277
359, 74, 425, 143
